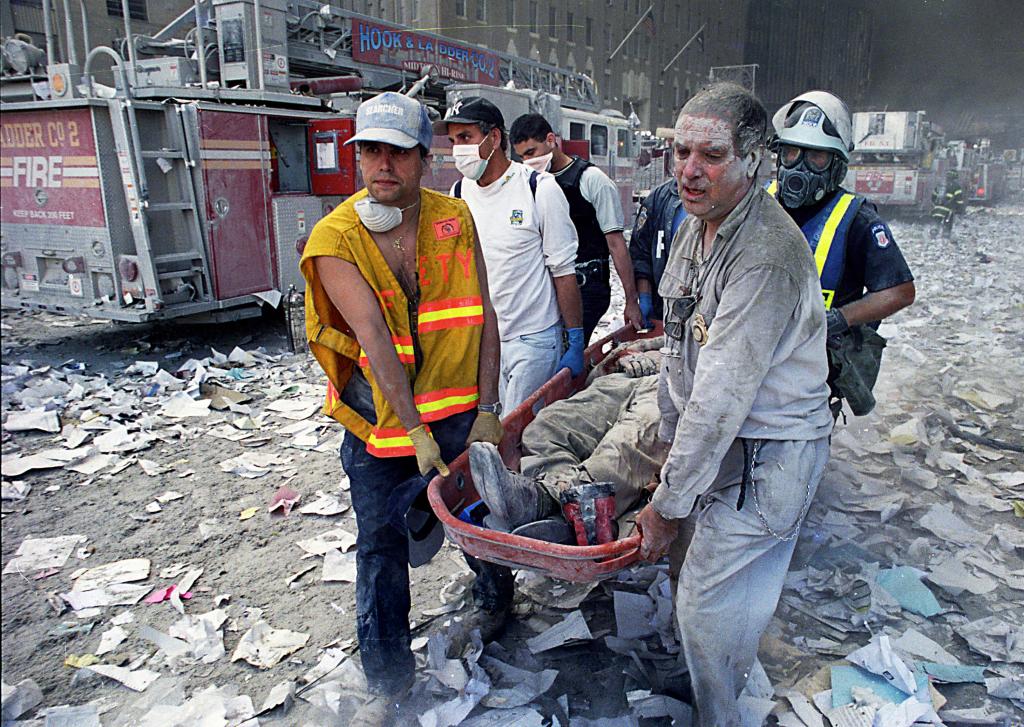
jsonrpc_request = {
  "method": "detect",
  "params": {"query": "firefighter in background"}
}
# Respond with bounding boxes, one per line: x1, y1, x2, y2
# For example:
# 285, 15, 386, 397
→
931, 169, 965, 239
509, 113, 645, 341
300, 92, 512, 726
768, 91, 916, 419
629, 176, 687, 325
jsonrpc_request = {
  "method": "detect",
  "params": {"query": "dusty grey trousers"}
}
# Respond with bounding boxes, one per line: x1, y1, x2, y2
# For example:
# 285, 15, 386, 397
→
520, 373, 661, 517
672, 436, 829, 727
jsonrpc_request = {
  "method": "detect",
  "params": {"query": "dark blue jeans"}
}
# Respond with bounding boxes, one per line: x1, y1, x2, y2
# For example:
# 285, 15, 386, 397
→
340, 410, 514, 694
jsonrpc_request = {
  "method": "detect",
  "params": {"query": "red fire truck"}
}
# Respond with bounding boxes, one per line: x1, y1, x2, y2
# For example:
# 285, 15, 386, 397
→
1, 2, 634, 323
843, 110, 948, 214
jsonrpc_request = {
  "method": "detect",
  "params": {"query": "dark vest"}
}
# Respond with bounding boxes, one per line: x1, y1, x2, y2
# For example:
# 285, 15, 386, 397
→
767, 182, 864, 310
554, 157, 609, 263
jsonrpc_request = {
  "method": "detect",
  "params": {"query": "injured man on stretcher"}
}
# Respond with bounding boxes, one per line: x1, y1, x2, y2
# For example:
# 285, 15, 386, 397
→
468, 336, 667, 546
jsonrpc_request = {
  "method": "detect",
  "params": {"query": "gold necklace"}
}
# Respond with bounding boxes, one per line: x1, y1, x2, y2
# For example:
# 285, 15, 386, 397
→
392, 234, 404, 250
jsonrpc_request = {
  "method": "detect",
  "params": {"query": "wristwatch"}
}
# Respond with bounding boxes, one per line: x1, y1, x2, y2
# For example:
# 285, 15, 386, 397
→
478, 401, 502, 415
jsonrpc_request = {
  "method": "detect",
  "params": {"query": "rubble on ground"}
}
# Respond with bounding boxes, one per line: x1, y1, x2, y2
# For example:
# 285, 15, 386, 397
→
2, 202, 1022, 724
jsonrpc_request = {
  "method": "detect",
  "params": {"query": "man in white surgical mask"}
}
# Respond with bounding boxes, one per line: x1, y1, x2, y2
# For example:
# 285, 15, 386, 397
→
511, 113, 644, 342
437, 97, 585, 414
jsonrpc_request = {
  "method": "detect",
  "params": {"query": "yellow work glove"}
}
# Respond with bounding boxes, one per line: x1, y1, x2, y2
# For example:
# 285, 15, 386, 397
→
408, 424, 449, 477
466, 411, 503, 446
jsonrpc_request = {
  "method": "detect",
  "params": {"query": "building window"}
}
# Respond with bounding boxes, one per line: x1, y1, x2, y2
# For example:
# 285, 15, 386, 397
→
106, 0, 147, 21
507, 0, 515, 26
566, 11, 574, 41
529, 1, 537, 33
585, 16, 593, 46
604, 24, 611, 51
548, 6, 557, 38
455, 0, 466, 18
476, 0, 486, 21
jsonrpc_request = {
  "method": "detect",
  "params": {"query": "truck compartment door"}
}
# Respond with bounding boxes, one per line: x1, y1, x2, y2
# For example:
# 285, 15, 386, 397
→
198, 109, 274, 300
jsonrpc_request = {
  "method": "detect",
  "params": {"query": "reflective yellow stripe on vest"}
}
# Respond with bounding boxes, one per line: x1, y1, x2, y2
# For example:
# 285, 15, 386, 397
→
418, 296, 484, 332
357, 335, 416, 367
767, 180, 854, 310
367, 426, 417, 457
414, 385, 479, 421
815, 194, 855, 276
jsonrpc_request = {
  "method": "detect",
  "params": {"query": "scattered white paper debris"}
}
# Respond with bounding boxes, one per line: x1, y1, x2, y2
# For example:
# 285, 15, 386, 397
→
295, 528, 357, 556
96, 625, 129, 655
161, 393, 212, 419
322, 549, 357, 583
231, 621, 309, 669
85, 664, 161, 692
297, 490, 349, 516
3, 408, 61, 433
526, 610, 593, 654
3, 534, 87, 574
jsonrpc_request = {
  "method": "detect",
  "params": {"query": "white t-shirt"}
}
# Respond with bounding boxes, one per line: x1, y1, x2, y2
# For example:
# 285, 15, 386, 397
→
453, 162, 578, 340
552, 163, 625, 233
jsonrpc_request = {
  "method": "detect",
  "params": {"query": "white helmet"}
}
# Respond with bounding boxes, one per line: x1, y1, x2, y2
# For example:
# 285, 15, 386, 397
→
772, 91, 853, 161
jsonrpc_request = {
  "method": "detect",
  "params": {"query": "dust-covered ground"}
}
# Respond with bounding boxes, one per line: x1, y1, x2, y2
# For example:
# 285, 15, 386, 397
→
2, 199, 1022, 726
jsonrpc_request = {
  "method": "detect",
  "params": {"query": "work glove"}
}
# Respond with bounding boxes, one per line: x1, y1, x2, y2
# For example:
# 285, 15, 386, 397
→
466, 410, 503, 446
638, 292, 653, 329
619, 352, 659, 378
825, 308, 849, 349
557, 327, 586, 378
407, 424, 449, 477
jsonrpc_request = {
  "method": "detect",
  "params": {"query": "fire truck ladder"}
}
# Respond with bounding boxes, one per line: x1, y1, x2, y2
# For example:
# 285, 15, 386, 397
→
149, 2, 600, 110
281, 4, 600, 110
107, 100, 212, 313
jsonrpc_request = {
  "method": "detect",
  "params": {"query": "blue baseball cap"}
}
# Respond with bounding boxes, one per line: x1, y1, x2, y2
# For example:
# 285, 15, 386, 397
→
346, 92, 433, 151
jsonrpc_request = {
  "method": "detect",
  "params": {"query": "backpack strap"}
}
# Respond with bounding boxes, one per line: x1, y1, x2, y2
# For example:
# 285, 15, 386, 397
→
453, 178, 463, 198
529, 170, 539, 199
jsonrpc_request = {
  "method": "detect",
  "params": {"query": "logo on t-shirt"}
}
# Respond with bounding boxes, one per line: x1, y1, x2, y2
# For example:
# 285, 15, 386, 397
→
871, 222, 891, 248
509, 209, 524, 226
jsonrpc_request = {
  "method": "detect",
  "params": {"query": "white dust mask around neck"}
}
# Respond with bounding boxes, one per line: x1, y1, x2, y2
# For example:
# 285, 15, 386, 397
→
523, 151, 553, 172
452, 138, 495, 181
354, 197, 418, 233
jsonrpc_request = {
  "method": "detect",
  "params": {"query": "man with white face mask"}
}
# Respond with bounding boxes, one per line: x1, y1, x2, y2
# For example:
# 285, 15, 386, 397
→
510, 113, 644, 342
634, 84, 832, 726
436, 97, 585, 413
301, 92, 513, 727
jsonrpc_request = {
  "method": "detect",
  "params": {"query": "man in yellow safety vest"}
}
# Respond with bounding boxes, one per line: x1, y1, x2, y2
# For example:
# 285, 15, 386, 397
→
301, 91, 512, 726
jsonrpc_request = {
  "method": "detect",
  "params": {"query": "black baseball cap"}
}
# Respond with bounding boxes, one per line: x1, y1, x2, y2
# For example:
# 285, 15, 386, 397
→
432, 97, 505, 135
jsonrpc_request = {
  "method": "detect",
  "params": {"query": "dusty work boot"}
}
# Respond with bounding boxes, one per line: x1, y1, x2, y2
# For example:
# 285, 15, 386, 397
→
468, 442, 549, 531
446, 605, 511, 658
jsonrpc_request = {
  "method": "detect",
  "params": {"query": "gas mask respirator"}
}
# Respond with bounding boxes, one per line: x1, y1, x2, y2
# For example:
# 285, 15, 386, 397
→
776, 147, 847, 209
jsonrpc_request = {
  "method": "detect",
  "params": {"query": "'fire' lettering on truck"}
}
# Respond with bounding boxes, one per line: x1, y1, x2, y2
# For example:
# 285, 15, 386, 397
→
0, 109, 104, 227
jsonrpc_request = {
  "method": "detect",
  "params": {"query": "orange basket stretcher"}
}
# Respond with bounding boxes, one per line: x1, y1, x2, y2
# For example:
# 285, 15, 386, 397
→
426, 322, 663, 582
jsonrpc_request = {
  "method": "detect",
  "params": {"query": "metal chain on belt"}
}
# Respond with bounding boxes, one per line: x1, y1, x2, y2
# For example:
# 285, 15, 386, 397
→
747, 440, 813, 542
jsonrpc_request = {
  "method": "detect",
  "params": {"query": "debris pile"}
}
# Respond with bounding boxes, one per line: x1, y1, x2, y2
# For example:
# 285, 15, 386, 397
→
2, 203, 1022, 724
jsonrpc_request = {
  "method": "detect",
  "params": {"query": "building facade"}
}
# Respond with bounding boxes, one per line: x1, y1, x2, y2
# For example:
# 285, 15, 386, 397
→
390, 0, 749, 130
2, 0, 188, 66
3, 0, 877, 133
743, 0, 873, 116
